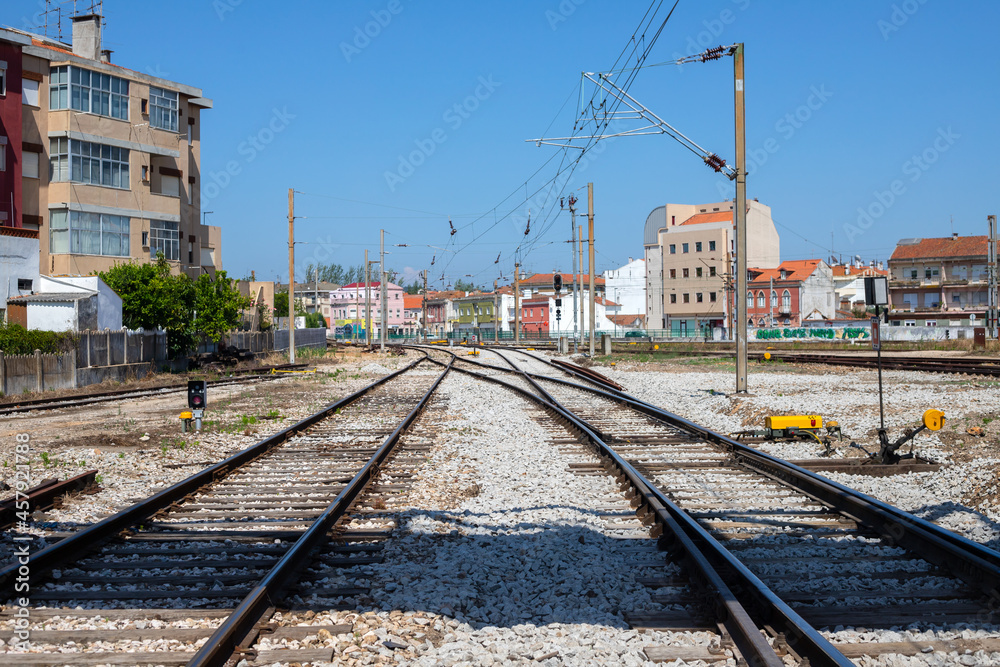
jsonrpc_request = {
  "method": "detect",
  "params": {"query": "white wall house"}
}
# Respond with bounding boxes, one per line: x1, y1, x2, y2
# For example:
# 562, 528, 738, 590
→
11, 276, 123, 331
603, 258, 646, 315
0, 229, 40, 322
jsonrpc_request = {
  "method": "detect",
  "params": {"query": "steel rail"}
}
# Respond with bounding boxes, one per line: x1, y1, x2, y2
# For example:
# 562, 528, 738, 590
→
494, 349, 1000, 584
424, 349, 800, 667
187, 357, 453, 667
0, 355, 427, 592
0, 364, 309, 415
441, 348, 1000, 662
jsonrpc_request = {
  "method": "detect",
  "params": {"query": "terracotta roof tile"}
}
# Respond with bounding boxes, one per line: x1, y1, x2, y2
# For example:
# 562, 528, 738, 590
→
889, 236, 988, 261
749, 260, 823, 284
680, 211, 732, 226
830, 265, 887, 277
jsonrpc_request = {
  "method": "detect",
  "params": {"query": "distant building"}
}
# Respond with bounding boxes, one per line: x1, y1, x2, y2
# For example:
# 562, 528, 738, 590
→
6, 16, 218, 278
746, 260, 835, 327
888, 234, 991, 326
603, 258, 646, 316
644, 200, 779, 336
830, 261, 887, 311
329, 281, 404, 337
402, 294, 422, 336
276, 281, 340, 322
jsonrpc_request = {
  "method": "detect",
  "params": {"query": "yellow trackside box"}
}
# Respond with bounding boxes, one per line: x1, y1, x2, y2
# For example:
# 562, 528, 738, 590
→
766, 415, 823, 431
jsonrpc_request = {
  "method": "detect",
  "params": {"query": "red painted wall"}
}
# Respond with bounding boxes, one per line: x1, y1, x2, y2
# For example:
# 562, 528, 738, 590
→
521, 298, 550, 335
0, 41, 23, 227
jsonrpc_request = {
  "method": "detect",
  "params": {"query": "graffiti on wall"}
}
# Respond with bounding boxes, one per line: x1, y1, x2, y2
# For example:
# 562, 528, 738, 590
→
754, 327, 870, 340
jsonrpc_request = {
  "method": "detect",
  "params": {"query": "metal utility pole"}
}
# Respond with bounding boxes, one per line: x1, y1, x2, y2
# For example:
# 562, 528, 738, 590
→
989, 215, 998, 339
494, 279, 499, 343
587, 182, 596, 356
364, 250, 371, 346
578, 225, 585, 348
422, 270, 429, 343
769, 276, 774, 327
514, 265, 522, 343
380, 229, 387, 351
733, 43, 748, 393
287, 188, 295, 364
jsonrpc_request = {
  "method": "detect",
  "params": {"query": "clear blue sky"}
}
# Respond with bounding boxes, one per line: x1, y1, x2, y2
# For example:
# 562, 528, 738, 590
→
7, 1, 999, 289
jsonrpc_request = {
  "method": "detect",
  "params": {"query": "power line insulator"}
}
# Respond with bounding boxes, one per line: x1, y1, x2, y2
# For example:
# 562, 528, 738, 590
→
704, 153, 727, 172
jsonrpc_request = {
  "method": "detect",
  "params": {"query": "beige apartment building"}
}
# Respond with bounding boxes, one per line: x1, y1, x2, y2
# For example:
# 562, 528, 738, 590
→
643, 199, 779, 335
16, 15, 219, 278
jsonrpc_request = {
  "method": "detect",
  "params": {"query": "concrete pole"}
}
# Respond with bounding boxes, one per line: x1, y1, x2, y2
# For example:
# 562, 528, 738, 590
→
989, 215, 998, 339
287, 188, 295, 364
365, 250, 371, 346
578, 225, 584, 348
733, 43, 748, 393
514, 263, 521, 343
587, 182, 596, 356
380, 229, 387, 351
422, 270, 428, 343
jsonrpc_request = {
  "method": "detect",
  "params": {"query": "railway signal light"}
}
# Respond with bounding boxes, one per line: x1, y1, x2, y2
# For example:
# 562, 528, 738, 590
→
553, 274, 562, 293
188, 380, 207, 410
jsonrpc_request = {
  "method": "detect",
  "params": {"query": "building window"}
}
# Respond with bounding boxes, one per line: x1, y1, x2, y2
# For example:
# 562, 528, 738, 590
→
771, 291, 777, 308
710, 292, 717, 302
682, 268, 689, 278
709, 266, 717, 277
757, 291, 765, 308
49, 138, 129, 189
23, 151, 39, 178
0, 137, 5, 172
682, 243, 689, 253
0, 62, 6, 95
50, 66, 129, 120
670, 294, 677, 304
669, 269, 676, 279
696, 267, 703, 278
695, 242, 702, 252
909, 269, 918, 279
782, 290, 790, 311
747, 292, 753, 308
925, 267, 939, 280
669, 244, 676, 254
696, 293, 703, 303
709, 240, 716, 251
149, 87, 179, 132
49, 210, 130, 257
150, 220, 180, 260
23, 79, 40, 106
18, 279, 32, 291
682, 293, 690, 303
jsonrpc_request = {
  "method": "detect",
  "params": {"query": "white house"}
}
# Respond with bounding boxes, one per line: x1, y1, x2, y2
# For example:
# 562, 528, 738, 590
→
0, 228, 40, 323
7, 276, 123, 332
603, 257, 646, 316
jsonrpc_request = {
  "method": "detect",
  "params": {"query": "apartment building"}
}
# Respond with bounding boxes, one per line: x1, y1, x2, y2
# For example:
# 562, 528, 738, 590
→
831, 261, 887, 310
888, 234, 992, 326
602, 257, 646, 316
644, 200, 780, 335
329, 281, 404, 337
6, 15, 218, 278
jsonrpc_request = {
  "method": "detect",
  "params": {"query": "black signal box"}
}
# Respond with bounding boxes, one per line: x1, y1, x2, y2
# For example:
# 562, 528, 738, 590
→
188, 380, 207, 409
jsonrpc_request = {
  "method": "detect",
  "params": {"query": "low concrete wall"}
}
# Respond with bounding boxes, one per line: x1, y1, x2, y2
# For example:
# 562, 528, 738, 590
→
0, 350, 75, 395
274, 328, 328, 351
76, 362, 155, 388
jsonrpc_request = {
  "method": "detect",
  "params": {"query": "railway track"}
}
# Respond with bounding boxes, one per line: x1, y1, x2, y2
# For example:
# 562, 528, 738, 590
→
421, 345, 1000, 665
0, 364, 310, 416
0, 353, 450, 666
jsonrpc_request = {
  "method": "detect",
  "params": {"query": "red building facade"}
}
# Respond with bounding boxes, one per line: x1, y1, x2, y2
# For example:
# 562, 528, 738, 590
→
521, 296, 551, 336
0, 30, 29, 228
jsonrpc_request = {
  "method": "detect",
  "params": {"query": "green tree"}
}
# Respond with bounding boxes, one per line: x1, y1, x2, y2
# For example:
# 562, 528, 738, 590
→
192, 270, 251, 343
273, 293, 307, 318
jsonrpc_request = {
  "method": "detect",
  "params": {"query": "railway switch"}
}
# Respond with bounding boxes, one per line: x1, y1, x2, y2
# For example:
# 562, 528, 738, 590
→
853, 408, 946, 464
733, 415, 843, 450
